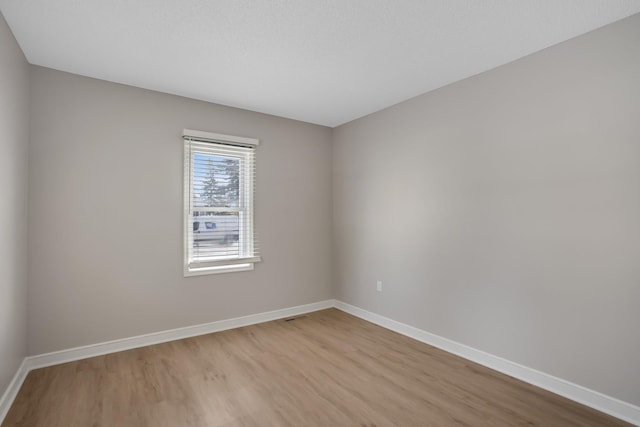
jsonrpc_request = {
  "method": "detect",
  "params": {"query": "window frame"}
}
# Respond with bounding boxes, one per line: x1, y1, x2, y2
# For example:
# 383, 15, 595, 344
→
182, 129, 260, 277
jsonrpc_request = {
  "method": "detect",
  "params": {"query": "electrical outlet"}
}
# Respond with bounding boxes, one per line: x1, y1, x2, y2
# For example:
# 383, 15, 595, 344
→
376, 280, 382, 292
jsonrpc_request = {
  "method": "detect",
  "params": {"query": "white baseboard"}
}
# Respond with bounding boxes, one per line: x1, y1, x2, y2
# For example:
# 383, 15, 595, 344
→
0, 359, 29, 423
0, 299, 333, 424
25, 299, 334, 370
334, 300, 640, 426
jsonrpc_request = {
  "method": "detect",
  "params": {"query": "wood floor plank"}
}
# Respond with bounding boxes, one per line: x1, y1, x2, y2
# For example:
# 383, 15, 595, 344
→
2, 309, 632, 426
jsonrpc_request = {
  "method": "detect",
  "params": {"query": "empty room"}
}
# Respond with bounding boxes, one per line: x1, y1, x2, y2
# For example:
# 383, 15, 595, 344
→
1, 1, 639, 426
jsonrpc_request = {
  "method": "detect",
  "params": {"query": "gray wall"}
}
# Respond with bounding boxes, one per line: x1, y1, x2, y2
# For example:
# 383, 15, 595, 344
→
0, 12, 29, 394
28, 67, 333, 354
333, 14, 640, 405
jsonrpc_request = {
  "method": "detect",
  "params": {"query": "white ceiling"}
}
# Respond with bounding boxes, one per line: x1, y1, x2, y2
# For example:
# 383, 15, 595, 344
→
2, 1, 640, 127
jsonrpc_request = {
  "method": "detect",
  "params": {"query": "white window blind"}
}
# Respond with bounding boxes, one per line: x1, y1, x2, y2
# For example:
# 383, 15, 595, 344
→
183, 129, 260, 275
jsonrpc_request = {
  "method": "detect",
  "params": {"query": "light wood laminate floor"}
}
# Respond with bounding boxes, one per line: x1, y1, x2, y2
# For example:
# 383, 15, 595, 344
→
2, 309, 632, 426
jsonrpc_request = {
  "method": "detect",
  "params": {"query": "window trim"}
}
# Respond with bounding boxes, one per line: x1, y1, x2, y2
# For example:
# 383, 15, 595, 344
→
182, 129, 260, 277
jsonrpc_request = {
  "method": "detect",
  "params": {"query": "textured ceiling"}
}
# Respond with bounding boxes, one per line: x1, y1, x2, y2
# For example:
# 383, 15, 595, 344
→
2, 1, 640, 127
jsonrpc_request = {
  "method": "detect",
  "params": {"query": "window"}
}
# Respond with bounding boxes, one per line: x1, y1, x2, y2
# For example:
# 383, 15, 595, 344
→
183, 129, 260, 276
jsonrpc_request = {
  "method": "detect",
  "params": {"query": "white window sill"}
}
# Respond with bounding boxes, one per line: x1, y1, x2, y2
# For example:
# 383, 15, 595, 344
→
184, 263, 254, 277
